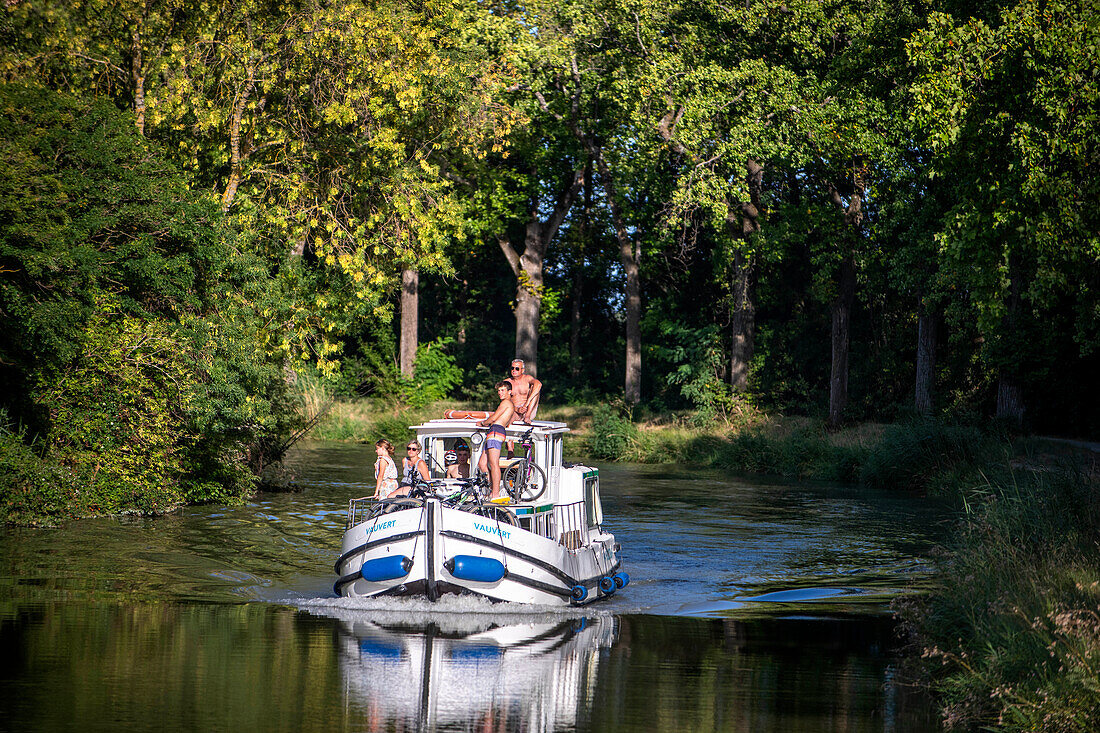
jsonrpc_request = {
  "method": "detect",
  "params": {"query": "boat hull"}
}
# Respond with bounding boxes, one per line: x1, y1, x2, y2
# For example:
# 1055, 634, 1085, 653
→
334, 499, 623, 605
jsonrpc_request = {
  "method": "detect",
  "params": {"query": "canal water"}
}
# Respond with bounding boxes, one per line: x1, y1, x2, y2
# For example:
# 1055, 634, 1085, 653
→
0, 441, 947, 732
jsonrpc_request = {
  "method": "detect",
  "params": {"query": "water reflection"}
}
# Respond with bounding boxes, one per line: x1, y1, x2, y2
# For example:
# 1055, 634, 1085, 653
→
314, 606, 616, 731
0, 601, 936, 732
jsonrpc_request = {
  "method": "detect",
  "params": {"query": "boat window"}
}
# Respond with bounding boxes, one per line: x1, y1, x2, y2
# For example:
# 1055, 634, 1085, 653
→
584, 476, 603, 528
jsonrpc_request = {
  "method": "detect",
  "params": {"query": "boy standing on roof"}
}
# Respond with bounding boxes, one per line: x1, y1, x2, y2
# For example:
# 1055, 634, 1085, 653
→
477, 381, 516, 500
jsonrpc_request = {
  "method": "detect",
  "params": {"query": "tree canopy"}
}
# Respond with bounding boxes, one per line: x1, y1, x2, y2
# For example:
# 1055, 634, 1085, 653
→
2, 0, 1098, 520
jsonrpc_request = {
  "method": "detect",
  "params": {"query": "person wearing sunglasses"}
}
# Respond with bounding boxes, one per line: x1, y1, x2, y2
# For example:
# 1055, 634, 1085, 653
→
401, 440, 430, 486
505, 359, 542, 457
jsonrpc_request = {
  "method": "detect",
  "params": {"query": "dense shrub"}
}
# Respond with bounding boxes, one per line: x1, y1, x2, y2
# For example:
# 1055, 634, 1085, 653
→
588, 405, 640, 460
0, 84, 299, 523
860, 418, 1004, 493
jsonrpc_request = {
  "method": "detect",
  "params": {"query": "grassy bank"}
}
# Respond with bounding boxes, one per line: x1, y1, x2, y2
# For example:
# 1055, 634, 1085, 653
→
897, 465, 1100, 731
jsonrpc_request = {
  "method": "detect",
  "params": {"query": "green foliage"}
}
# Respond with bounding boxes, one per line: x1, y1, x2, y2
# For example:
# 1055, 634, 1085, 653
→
649, 321, 753, 425
0, 417, 75, 526
588, 405, 640, 460
900, 467, 1100, 731
34, 301, 192, 514
860, 418, 1005, 494
403, 338, 464, 407
713, 425, 864, 483
0, 83, 299, 522
366, 413, 418, 452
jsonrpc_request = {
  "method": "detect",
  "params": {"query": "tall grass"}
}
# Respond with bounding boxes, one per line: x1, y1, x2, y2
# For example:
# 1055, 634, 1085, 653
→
899, 466, 1100, 731
586, 408, 866, 481
860, 418, 1009, 494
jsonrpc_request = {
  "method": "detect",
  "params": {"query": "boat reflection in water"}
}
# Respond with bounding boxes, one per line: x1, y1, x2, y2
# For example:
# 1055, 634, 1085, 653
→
313, 605, 617, 731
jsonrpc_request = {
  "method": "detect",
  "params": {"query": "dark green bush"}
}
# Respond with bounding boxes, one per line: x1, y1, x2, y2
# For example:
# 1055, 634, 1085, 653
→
860, 418, 1003, 493
588, 405, 640, 460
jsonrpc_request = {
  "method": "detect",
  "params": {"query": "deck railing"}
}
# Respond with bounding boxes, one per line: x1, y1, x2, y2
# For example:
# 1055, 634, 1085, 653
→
346, 496, 376, 530
345, 495, 593, 551
553, 501, 590, 550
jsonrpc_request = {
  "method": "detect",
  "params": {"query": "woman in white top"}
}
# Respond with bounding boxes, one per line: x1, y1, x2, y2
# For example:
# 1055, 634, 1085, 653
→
373, 439, 398, 499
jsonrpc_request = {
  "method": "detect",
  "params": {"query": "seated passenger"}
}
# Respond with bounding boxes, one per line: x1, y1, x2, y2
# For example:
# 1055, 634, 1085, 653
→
446, 441, 472, 479
401, 440, 430, 486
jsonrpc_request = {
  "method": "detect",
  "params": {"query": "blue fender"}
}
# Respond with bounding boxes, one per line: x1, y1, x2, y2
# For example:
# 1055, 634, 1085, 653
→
360, 555, 413, 582
613, 571, 630, 589
444, 555, 506, 583
571, 584, 589, 603
599, 576, 616, 594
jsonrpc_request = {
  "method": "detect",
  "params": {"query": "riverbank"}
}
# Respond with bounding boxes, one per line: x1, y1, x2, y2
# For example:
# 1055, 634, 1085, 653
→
316, 399, 1096, 497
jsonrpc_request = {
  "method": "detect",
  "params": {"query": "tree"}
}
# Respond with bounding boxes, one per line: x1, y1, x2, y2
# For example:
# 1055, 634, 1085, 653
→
0, 83, 296, 516
907, 0, 1100, 426
5, 0, 519, 377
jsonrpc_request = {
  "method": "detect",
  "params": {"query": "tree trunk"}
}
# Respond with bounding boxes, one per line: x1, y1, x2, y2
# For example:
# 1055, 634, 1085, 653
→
571, 163, 593, 379
570, 264, 582, 379
131, 28, 145, 136
995, 264, 1025, 426
828, 255, 856, 428
399, 268, 418, 378
591, 151, 641, 404
498, 169, 584, 379
221, 73, 255, 213
623, 243, 642, 404
827, 167, 865, 429
728, 159, 763, 392
914, 306, 936, 415
514, 220, 543, 375
729, 251, 756, 391
996, 378, 1025, 425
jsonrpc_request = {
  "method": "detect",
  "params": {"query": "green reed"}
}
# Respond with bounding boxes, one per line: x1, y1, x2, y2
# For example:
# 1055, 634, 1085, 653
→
899, 466, 1100, 731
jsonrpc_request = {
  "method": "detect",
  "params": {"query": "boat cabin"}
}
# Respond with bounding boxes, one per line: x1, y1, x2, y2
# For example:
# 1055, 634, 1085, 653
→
405, 418, 604, 539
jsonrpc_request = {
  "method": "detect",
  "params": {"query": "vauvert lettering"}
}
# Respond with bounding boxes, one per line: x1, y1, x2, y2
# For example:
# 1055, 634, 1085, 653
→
473, 522, 511, 540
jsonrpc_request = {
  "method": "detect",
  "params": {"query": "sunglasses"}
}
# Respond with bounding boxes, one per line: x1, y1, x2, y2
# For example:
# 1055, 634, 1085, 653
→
510, 367, 522, 371
406, 445, 419, 451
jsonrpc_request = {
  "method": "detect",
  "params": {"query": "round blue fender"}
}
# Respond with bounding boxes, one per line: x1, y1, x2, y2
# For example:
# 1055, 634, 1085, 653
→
571, 584, 588, 603
360, 555, 413, 582
444, 555, 506, 583
613, 571, 630, 589
599, 576, 616, 594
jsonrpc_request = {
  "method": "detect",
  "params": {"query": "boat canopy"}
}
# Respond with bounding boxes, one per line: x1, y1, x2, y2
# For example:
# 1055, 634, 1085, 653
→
407, 419, 569, 481
407, 418, 569, 438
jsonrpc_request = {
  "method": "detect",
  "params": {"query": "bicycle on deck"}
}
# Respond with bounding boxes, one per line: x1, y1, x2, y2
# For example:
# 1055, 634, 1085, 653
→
502, 428, 547, 502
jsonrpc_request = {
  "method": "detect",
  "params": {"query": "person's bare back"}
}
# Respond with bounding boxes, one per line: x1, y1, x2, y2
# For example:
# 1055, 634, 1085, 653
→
477, 382, 516, 498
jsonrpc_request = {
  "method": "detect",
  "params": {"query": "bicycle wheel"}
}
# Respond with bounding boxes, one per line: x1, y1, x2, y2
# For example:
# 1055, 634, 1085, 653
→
469, 504, 519, 527
504, 461, 547, 502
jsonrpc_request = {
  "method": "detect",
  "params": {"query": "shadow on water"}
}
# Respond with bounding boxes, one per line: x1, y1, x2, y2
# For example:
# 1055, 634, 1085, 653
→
0, 440, 947, 731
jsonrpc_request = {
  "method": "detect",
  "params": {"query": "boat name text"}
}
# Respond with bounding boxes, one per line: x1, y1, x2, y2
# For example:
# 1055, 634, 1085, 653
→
473, 522, 511, 540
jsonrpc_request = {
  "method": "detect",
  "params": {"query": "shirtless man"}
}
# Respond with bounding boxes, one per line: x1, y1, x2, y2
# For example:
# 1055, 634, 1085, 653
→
506, 359, 542, 424
504, 359, 541, 458
477, 382, 516, 499
445, 439, 471, 479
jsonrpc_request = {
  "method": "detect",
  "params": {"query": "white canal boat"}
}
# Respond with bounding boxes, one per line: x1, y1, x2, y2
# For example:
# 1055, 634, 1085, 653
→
334, 418, 628, 605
